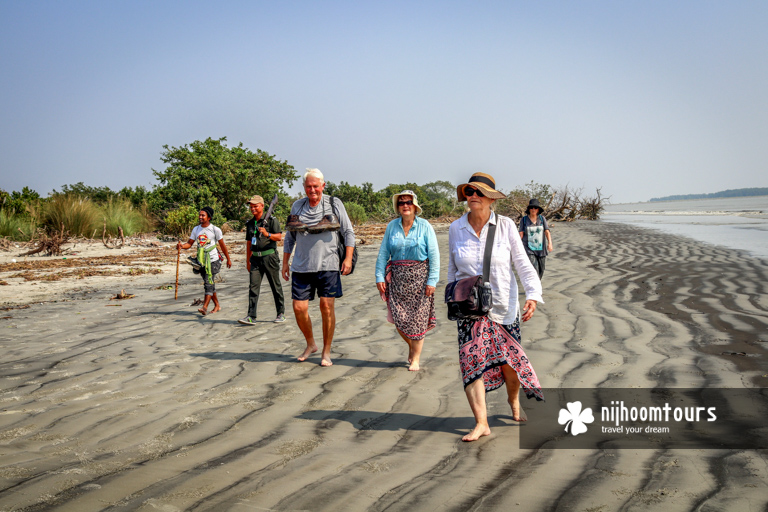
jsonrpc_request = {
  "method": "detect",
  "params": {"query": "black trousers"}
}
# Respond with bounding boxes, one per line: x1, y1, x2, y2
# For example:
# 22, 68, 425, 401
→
527, 253, 546, 280
248, 252, 285, 317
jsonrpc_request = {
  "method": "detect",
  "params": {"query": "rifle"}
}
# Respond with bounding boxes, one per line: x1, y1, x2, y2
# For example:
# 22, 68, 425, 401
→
258, 194, 279, 238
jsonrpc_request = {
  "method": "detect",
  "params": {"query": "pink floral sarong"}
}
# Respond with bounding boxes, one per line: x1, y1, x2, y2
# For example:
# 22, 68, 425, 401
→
457, 316, 544, 400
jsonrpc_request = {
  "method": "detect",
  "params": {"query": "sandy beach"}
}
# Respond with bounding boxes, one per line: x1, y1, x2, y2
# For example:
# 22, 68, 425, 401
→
1, 221, 767, 511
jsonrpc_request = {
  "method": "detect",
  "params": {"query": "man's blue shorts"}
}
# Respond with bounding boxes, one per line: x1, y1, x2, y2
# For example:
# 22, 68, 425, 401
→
291, 271, 343, 301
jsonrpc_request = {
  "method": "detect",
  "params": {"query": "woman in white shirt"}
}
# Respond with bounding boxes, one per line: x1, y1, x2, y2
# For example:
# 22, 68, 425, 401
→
447, 173, 544, 442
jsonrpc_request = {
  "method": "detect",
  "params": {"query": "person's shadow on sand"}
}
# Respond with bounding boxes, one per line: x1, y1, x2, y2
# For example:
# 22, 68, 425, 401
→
296, 410, 520, 434
190, 352, 401, 368
297, 409, 469, 434
136, 310, 237, 325
190, 351, 294, 363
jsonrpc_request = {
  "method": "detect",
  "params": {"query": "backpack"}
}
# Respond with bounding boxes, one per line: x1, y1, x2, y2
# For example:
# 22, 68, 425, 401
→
330, 196, 358, 275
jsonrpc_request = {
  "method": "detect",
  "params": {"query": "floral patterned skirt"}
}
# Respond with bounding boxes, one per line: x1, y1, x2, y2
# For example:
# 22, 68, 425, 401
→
385, 260, 436, 341
457, 316, 544, 400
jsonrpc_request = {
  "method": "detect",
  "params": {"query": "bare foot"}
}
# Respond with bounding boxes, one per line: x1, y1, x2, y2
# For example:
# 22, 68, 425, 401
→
508, 398, 528, 422
408, 360, 420, 371
320, 356, 333, 367
198, 308, 207, 316
210, 305, 221, 314
462, 423, 491, 442
297, 345, 318, 362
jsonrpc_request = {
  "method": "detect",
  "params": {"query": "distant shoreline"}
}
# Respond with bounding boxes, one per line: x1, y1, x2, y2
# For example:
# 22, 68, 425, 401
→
610, 194, 768, 206
649, 187, 768, 202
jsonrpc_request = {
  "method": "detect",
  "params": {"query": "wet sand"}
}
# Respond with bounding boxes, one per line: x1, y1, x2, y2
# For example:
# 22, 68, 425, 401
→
1, 221, 767, 511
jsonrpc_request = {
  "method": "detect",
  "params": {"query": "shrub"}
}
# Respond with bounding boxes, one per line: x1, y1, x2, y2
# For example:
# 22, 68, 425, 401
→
0, 211, 35, 241
344, 202, 368, 225
420, 198, 460, 218
211, 211, 227, 228
164, 205, 199, 238
0, 187, 41, 217
100, 199, 155, 237
163, 205, 227, 238
40, 195, 100, 237
224, 220, 242, 232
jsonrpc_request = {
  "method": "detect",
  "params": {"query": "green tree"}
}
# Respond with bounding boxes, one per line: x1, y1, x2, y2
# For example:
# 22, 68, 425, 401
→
344, 202, 368, 225
0, 187, 41, 217
378, 183, 431, 219
151, 137, 298, 222
55, 182, 117, 204
419, 180, 460, 217
325, 181, 387, 217
117, 185, 151, 208
420, 180, 456, 201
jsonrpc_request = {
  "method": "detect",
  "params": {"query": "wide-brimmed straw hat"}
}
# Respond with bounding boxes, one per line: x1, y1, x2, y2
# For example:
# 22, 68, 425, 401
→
456, 172, 506, 201
392, 190, 422, 215
525, 198, 542, 213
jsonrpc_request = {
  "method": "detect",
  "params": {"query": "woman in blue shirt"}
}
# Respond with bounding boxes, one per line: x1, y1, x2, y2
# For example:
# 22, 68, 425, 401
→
375, 190, 440, 371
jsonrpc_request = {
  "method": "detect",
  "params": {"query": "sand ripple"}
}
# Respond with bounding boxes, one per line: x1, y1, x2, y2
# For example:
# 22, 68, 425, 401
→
0, 223, 766, 511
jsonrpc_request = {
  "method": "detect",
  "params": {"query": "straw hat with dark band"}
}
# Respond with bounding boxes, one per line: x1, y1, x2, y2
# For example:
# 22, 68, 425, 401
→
456, 172, 507, 201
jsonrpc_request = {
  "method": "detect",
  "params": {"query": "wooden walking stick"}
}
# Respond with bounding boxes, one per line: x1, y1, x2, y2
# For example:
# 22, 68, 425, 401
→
175, 245, 181, 300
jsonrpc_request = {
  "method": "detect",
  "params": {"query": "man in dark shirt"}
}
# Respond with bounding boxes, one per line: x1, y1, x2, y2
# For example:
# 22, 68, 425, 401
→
239, 195, 286, 324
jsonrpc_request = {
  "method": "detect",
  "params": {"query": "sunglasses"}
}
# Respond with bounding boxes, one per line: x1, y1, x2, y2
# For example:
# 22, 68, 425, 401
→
464, 187, 485, 198
398, 200, 414, 207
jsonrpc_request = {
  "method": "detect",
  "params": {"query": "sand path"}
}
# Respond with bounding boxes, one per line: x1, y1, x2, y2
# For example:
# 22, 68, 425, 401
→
0, 222, 766, 511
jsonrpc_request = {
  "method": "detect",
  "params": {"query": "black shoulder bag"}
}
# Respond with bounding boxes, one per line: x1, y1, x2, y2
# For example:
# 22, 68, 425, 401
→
330, 196, 358, 275
444, 222, 496, 320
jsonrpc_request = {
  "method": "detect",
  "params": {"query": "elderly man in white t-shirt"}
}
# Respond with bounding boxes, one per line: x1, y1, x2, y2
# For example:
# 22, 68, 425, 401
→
282, 169, 355, 367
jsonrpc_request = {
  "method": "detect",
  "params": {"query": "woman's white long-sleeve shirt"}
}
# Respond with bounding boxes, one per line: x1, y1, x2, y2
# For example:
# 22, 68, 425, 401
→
448, 211, 543, 324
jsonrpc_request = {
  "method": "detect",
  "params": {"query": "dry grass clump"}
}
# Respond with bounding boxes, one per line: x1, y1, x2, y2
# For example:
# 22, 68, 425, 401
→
0, 211, 36, 241
40, 195, 100, 237
102, 199, 155, 237
5, 195, 156, 248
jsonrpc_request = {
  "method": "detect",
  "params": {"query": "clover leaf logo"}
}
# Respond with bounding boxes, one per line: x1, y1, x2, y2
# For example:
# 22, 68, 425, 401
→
558, 401, 594, 436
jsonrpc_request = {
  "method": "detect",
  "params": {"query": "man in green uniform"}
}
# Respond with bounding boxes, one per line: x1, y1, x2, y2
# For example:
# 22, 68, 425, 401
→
239, 195, 286, 324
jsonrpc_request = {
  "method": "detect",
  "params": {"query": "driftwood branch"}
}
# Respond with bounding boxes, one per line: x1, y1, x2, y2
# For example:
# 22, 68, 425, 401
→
544, 191, 556, 211
19, 225, 70, 256
18, 243, 44, 257
102, 222, 124, 249
495, 185, 608, 222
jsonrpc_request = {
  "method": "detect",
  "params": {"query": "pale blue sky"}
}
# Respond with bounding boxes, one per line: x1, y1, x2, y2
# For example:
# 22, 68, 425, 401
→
1, 1, 766, 203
